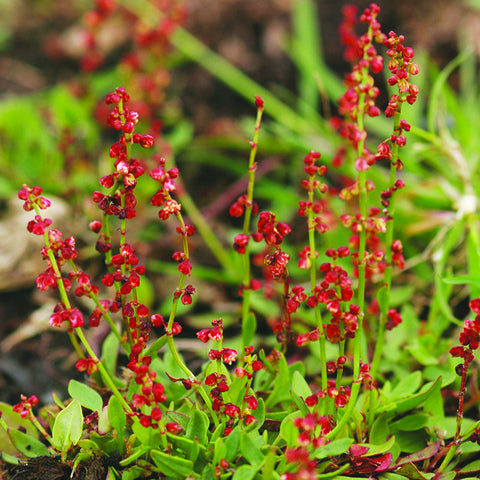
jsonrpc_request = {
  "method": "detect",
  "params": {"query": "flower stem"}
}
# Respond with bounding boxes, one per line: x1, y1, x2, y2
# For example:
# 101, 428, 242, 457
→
240, 101, 263, 351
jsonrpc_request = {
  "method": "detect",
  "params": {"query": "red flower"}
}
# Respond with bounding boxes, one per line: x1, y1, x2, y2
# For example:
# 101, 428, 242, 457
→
75, 357, 98, 375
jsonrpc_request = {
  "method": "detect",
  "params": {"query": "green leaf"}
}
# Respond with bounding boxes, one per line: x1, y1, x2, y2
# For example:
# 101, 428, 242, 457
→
280, 411, 302, 448
121, 465, 147, 480
108, 395, 126, 437
68, 379, 103, 413
357, 436, 396, 457
459, 459, 480, 473
459, 439, 480, 454
290, 390, 309, 417
436, 472, 456, 480
242, 312, 257, 347
98, 406, 111, 435
370, 413, 390, 444
51, 399, 83, 452
224, 427, 241, 462
132, 420, 162, 448
165, 410, 190, 431
202, 464, 215, 480
240, 431, 265, 468
442, 275, 480, 288
395, 430, 430, 454
0, 402, 39, 455
407, 339, 442, 366
8, 429, 50, 457
393, 441, 441, 467
265, 353, 291, 408
392, 463, 432, 480
389, 371, 422, 399
315, 438, 354, 459
249, 398, 265, 432
379, 377, 442, 414
150, 449, 194, 479
390, 414, 429, 432
442, 416, 478, 439
213, 438, 227, 466
291, 370, 313, 401
379, 474, 409, 480
167, 432, 207, 459
227, 376, 248, 406
232, 464, 257, 480
101, 331, 120, 379
186, 408, 208, 446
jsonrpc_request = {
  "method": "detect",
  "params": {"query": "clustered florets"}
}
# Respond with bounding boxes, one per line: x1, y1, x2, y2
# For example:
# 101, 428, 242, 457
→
450, 298, 480, 366
280, 413, 333, 480
12, 394, 39, 419
197, 321, 262, 429
92, 87, 152, 227
18, 87, 192, 434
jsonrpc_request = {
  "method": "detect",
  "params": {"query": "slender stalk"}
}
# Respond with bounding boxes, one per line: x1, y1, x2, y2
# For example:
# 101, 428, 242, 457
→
307, 183, 327, 392
161, 207, 220, 426
435, 353, 469, 474
240, 102, 264, 351
76, 327, 134, 415
35, 211, 134, 417
370, 106, 402, 380
41, 231, 84, 359
353, 107, 368, 386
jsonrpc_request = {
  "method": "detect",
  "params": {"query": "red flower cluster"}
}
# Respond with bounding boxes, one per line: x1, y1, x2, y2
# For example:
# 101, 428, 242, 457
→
49, 304, 84, 328
386, 308, 402, 330
173, 284, 196, 305
13, 394, 39, 419
150, 156, 181, 220
450, 298, 480, 364
384, 31, 419, 110
93, 87, 150, 225
101, 243, 147, 295
197, 319, 224, 343
298, 151, 330, 241
204, 345, 261, 428
305, 378, 351, 409
338, 4, 385, 148
342, 208, 387, 279
18, 185, 51, 211
264, 249, 290, 279
229, 194, 258, 218
286, 286, 307, 314
20, 187, 107, 332
281, 413, 333, 480
256, 211, 291, 247
75, 357, 98, 375
338, 5, 359, 62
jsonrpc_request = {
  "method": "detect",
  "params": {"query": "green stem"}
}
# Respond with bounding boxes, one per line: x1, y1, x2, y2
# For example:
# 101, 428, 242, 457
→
75, 327, 134, 416
42, 237, 84, 359
333, 57, 370, 435
241, 104, 264, 351
307, 186, 327, 392
370, 105, 403, 381
160, 207, 220, 426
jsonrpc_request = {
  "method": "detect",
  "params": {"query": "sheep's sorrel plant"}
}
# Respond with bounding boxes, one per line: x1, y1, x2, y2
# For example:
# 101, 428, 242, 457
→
1, 3, 480, 480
